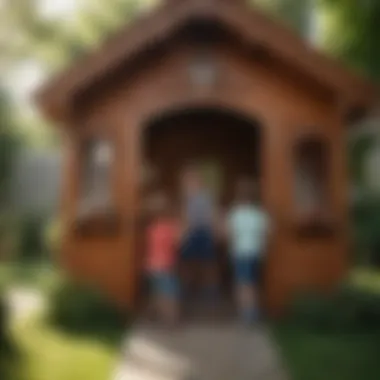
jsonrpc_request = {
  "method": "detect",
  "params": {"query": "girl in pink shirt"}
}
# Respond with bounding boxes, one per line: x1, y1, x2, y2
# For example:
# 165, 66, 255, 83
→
146, 193, 181, 324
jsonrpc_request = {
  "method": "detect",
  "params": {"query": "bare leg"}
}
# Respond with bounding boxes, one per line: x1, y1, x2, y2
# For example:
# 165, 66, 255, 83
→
236, 283, 257, 323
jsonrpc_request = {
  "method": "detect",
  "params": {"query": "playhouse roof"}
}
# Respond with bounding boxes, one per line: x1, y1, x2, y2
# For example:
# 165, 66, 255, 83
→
36, 0, 377, 122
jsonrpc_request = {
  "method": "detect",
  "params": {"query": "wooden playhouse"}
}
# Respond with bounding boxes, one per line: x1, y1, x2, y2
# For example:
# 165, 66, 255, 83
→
36, 0, 376, 317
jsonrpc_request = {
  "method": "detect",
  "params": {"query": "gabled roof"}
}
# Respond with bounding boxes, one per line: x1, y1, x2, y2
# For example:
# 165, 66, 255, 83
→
36, 0, 377, 122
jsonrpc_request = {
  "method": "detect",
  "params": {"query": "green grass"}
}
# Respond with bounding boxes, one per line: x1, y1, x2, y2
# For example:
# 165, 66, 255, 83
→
12, 315, 119, 380
1, 262, 121, 380
273, 324, 380, 380
273, 268, 380, 380
349, 268, 380, 293
0, 262, 61, 293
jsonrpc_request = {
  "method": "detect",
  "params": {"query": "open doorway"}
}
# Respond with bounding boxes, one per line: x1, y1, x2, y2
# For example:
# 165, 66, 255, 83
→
141, 107, 263, 320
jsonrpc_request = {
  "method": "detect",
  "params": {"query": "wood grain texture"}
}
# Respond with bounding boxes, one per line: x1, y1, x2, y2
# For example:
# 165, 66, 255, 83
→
55, 26, 348, 317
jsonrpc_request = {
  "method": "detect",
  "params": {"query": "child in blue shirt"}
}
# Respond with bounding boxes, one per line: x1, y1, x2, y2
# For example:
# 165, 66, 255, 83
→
180, 165, 219, 301
226, 179, 270, 324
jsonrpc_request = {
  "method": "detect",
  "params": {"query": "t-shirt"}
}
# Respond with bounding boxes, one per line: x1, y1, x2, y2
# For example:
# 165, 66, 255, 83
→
146, 219, 179, 272
227, 204, 270, 258
185, 190, 214, 228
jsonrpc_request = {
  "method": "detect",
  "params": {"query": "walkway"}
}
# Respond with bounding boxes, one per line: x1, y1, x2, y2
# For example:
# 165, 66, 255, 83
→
113, 322, 288, 380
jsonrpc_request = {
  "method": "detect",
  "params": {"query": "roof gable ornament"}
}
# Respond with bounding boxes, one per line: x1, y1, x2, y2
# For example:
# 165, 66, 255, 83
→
188, 49, 219, 89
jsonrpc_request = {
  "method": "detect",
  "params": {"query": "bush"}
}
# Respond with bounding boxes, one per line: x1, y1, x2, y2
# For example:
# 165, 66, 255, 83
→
44, 217, 63, 260
17, 214, 48, 263
351, 197, 380, 267
0, 214, 19, 262
287, 286, 380, 333
48, 280, 129, 341
0, 291, 21, 380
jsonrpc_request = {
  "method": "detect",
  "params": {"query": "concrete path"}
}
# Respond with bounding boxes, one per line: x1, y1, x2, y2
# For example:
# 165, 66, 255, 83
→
113, 322, 288, 380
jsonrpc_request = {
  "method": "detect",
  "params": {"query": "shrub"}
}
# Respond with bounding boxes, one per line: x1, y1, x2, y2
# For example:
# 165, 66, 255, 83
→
48, 280, 129, 342
287, 285, 380, 333
351, 197, 380, 267
44, 217, 63, 260
0, 291, 21, 380
0, 214, 19, 262
17, 214, 48, 263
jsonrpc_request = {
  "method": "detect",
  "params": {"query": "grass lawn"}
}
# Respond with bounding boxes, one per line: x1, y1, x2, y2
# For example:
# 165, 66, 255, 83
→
1, 262, 122, 380
11, 316, 119, 380
0, 262, 60, 292
274, 324, 380, 380
273, 268, 380, 380
350, 268, 380, 293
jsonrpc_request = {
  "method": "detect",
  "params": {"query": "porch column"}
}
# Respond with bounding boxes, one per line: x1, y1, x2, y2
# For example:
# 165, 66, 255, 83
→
261, 114, 294, 316
118, 115, 142, 310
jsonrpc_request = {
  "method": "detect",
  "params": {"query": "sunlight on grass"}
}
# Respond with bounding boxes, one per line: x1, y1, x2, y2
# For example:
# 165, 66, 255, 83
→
1, 263, 122, 380
12, 316, 119, 380
350, 268, 380, 293
0, 263, 61, 293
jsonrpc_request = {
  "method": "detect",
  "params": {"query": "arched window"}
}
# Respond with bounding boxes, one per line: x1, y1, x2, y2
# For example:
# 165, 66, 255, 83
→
79, 138, 114, 214
294, 137, 329, 215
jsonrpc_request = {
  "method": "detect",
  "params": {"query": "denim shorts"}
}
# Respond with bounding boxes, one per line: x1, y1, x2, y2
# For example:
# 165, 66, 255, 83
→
233, 256, 260, 285
149, 272, 179, 297
181, 227, 215, 261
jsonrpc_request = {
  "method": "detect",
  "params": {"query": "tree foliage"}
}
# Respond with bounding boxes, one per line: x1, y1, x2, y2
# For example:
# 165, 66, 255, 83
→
253, 0, 314, 37
0, 90, 20, 260
320, 0, 380, 82
1, 0, 158, 74
253, 0, 380, 82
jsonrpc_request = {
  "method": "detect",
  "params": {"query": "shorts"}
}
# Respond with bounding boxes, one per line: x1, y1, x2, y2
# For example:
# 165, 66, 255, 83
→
149, 272, 179, 297
180, 226, 215, 261
233, 256, 260, 285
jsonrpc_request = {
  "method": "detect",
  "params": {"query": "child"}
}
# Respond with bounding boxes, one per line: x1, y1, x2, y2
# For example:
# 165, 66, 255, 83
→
146, 192, 181, 325
226, 179, 270, 325
179, 164, 219, 302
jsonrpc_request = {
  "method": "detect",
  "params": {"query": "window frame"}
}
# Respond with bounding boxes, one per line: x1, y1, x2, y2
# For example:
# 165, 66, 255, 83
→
292, 133, 331, 217
76, 136, 116, 220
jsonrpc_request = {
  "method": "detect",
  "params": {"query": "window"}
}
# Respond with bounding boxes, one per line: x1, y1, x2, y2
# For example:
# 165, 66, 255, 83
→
294, 138, 329, 215
79, 138, 113, 215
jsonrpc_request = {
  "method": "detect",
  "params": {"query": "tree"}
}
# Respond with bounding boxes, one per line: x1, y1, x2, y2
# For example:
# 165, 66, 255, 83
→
252, 0, 316, 38
1, 0, 155, 74
0, 92, 19, 251
0, 90, 19, 210
320, 0, 380, 82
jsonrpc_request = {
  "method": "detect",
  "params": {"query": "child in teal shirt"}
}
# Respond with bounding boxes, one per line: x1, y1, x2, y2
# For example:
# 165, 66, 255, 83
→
226, 179, 270, 324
